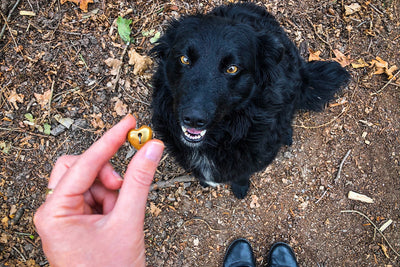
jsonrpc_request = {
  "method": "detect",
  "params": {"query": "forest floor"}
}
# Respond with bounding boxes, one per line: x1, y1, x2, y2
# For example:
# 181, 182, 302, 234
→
0, 0, 399, 266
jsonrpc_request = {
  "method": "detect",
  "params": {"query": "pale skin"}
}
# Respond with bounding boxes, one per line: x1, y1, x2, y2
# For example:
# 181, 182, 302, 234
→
34, 114, 164, 267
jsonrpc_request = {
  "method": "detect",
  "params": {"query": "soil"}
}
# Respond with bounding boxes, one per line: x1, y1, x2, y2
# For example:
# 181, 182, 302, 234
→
1, 0, 399, 266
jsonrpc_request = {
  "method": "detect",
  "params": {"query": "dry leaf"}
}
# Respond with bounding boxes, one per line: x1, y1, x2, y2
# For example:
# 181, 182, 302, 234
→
332, 49, 352, 67
370, 57, 398, 80
250, 195, 260, 208
351, 58, 369, 68
378, 243, 390, 258
60, 0, 93, 12
90, 113, 105, 129
345, 3, 361, 16
0, 233, 7, 243
104, 58, 122, 75
308, 48, 322, 62
386, 65, 398, 80
128, 48, 153, 75
370, 56, 388, 74
7, 90, 24, 110
113, 98, 128, 116
1, 216, 8, 227
149, 202, 161, 216
34, 89, 52, 108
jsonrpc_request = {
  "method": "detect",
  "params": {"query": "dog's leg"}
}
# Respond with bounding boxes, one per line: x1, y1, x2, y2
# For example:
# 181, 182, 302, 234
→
231, 179, 250, 199
283, 128, 293, 146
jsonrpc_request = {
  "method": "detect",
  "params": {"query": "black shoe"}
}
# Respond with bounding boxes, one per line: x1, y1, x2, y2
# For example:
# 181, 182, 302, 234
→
266, 242, 298, 267
223, 238, 256, 267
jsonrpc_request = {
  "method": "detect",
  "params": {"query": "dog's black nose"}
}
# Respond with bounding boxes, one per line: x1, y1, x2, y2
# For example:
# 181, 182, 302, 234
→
182, 110, 207, 128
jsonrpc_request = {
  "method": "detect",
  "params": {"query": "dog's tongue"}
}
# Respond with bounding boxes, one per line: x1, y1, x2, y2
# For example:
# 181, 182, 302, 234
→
187, 128, 202, 135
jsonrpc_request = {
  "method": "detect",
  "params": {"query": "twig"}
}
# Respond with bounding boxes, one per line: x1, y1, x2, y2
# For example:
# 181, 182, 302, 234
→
334, 149, 351, 184
368, 4, 384, 16
0, 11, 19, 50
306, 17, 333, 52
183, 218, 223, 232
47, 80, 55, 119
12, 246, 26, 262
371, 69, 400, 95
315, 189, 329, 204
0, 127, 51, 138
112, 42, 130, 91
150, 175, 196, 191
341, 210, 400, 257
294, 106, 348, 129
0, 0, 22, 39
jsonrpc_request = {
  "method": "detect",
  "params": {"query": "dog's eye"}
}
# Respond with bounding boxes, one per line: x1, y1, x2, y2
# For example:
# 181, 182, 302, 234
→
226, 65, 239, 74
180, 55, 190, 65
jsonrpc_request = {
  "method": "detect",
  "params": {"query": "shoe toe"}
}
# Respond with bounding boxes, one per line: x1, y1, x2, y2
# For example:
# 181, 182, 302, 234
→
267, 242, 298, 267
223, 239, 256, 267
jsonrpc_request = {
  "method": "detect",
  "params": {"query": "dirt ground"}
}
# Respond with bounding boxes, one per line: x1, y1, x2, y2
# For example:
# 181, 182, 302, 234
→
1, 0, 399, 266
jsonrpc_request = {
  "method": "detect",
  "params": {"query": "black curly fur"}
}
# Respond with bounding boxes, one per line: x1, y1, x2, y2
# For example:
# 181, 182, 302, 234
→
151, 3, 350, 199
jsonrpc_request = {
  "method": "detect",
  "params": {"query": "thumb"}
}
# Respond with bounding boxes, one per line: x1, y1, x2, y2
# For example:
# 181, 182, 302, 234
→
111, 140, 164, 224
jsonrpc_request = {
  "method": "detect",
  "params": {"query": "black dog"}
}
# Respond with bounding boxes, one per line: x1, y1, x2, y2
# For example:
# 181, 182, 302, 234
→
151, 3, 350, 199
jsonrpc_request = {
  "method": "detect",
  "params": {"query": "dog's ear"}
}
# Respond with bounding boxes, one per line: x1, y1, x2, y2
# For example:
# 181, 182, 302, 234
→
257, 33, 285, 64
255, 32, 285, 83
150, 19, 181, 60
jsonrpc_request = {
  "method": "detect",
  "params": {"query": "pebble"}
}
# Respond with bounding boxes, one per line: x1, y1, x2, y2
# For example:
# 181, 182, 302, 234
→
50, 124, 66, 136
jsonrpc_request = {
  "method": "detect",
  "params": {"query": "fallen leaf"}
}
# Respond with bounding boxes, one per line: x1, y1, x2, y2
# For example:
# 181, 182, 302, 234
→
150, 31, 161, 44
54, 115, 74, 128
149, 202, 161, 217
9, 205, 17, 216
345, 3, 361, 16
60, 0, 93, 12
104, 58, 122, 75
332, 49, 352, 67
386, 65, 398, 80
90, 113, 105, 129
1, 216, 8, 227
370, 57, 398, 80
308, 48, 322, 61
43, 123, 51, 135
113, 98, 128, 116
34, 89, 52, 108
0, 233, 7, 243
7, 90, 24, 110
116, 16, 132, 44
370, 56, 388, 74
351, 58, 369, 68
378, 243, 390, 258
250, 195, 260, 208
0, 141, 11, 154
128, 48, 153, 75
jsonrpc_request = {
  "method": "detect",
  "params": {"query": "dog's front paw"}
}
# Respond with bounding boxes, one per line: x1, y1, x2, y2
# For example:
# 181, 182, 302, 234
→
231, 182, 249, 199
199, 180, 210, 188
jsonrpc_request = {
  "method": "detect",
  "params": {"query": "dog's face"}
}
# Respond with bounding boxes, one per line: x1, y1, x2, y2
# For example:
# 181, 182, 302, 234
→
153, 16, 283, 146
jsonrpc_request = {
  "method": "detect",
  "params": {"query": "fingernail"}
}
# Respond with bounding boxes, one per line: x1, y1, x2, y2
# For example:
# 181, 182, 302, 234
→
144, 140, 164, 163
113, 170, 124, 181
122, 114, 135, 122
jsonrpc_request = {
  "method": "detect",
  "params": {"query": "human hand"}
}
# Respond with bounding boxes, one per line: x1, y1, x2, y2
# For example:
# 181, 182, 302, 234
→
34, 114, 164, 267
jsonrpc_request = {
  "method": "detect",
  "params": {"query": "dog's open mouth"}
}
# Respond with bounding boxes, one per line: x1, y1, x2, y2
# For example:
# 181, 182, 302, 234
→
181, 126, 207, 143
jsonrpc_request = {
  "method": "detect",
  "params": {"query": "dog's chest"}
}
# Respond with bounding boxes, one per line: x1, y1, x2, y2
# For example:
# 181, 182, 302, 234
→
188, 151, 220, 187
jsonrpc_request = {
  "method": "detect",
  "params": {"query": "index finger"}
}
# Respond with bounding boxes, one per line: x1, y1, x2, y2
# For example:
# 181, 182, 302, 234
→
55, 114, 136, 196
